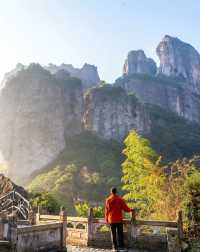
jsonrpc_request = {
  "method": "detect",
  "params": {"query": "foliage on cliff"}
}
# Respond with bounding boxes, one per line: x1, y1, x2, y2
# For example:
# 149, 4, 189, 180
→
27, 131, 123, 213
84, 84, 129, 101
116, 73, 187, 88
29, 192, 60, 214
146, 104, 200, 162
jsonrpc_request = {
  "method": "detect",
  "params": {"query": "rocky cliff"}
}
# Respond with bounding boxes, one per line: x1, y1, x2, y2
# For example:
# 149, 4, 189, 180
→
157, 35, 200, 93
115, 35, 200, 123
115, 74, 200, 123
83, 85, 151, 140
0, 35, 200, 181
0, 174, 27, 198
123, 50, 157, 76
0, 64, 83, 180
45, 63, 100, 89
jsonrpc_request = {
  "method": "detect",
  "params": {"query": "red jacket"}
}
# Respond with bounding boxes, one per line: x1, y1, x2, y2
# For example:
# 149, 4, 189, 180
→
105, 194, 132, 224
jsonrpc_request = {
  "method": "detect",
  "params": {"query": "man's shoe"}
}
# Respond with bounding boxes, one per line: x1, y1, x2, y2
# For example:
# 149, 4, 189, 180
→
118, 249, 128, 252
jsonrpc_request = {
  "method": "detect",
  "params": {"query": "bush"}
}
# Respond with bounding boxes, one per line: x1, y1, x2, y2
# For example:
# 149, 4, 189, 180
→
184, 171, 200, 236
75, 202, 104, 218
29, 192, 60, 214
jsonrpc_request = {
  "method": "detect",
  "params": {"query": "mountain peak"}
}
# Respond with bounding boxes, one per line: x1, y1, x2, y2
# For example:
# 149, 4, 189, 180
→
157, 35, 200, 93
45, 63, 100, 89
123, 50, 157, 76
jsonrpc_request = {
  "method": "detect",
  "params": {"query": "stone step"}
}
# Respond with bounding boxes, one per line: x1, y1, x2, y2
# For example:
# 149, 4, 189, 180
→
0, 240, 11, 252
0, 240, 10, 245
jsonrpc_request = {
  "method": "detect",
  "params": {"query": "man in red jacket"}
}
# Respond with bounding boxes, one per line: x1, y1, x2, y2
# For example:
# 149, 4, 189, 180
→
105, 187, 134, 251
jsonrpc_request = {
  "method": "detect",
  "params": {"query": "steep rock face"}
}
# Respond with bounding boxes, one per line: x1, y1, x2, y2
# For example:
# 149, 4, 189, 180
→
157, 35, 200, 93
0, 174, 27, 198
123, 50, 157, 76
1, 63, 25, 88
0, 64, 83, 180
54, 69, 70, 80
115, 75, 200, 123
83, 85, 151, 140
80, 63, 100, 88
45, 63, 100, 89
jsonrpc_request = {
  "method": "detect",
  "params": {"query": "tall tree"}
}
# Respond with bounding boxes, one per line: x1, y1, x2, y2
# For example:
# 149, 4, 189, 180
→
122, 131, 164, 217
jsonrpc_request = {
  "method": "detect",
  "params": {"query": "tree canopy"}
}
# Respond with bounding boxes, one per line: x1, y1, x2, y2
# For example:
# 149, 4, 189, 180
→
122, 131, 164, 217
122, 130, 200, 221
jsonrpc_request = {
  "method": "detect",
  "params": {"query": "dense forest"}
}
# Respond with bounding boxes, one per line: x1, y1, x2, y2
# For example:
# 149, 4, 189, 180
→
27, 104, 200, 219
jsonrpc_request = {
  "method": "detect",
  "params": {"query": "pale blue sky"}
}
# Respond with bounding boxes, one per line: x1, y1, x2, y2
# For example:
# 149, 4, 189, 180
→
0, 0, 200, 82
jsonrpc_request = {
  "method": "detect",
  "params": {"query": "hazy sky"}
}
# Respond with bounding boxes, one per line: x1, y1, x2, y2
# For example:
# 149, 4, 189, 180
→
0, 0, 200, 82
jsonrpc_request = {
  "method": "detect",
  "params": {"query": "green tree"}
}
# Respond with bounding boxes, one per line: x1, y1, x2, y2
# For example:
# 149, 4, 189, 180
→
182, 169, 200, 235
29, 192, 60, 214
156, 157, 199, 220
99, 80, 107, 86
28, 132, 122, 214
122, 131, 164, 218
28, 164, 80, 214
75, 202, 89, 217
75, 202, 104, 218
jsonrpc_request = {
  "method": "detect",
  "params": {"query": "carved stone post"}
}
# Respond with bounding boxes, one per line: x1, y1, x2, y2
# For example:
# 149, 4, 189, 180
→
87, 207, 94, 246
167, 228, 181, 252
130, 210, 137, 247
60, 207, 67, 250
28, 210, 35, 225
35, 206, 40, 224
177, 210, 183, 247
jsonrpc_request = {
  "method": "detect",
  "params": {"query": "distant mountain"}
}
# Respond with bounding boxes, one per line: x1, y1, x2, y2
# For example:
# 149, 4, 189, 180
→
123, 50, 157, 76
115, 35, 200, 123
0, 35, 200, 185
0, 63, 83, 180
44, 63, 100, 89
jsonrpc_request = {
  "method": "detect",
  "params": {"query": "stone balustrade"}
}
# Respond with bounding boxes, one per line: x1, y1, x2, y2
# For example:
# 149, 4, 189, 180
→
35, 208, 183, 252
11, 222, 65, 252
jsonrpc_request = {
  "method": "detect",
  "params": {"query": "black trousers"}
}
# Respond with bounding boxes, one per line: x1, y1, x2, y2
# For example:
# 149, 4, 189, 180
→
110, 223, 124, 249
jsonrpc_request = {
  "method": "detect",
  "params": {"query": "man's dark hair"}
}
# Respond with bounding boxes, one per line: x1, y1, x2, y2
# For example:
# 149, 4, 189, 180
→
111, 187, 117, 194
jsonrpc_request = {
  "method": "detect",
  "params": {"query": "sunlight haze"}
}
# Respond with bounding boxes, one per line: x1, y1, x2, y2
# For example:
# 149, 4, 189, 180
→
0, 0, 200, 82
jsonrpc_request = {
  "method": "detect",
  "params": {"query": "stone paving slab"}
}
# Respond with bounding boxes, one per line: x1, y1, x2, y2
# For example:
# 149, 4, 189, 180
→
67, 246, 155, 252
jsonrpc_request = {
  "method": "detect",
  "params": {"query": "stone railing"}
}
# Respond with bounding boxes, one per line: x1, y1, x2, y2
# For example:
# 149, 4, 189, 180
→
36, 211, 88, 246
10, 222, 66, 252
0, 209, 67, 252
36, 208, 184, 252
